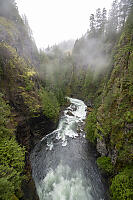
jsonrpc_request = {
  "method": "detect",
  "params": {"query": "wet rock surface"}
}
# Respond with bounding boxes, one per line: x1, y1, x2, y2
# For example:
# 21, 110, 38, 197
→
16, 114, 58, 200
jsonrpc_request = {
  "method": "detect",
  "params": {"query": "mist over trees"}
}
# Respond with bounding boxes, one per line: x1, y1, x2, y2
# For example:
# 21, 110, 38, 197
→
88, 0, 132, 38
35, 0, 133, 102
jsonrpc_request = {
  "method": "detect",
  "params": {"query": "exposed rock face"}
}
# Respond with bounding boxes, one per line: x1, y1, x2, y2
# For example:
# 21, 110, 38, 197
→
16, 114, 58, 200
0, 16, 38, 67
95, 13, 133, 167
21, 179, 39, 200
66, 111, 74, 116
16, 114, 58, 152
86, 100, 93, 108
96, 138, 108, 156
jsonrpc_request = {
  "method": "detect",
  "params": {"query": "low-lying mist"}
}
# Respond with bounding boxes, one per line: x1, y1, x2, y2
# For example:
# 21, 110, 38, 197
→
72, 37, 111, 73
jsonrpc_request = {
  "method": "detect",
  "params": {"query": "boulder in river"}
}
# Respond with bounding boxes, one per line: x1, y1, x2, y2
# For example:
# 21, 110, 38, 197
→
66, 111, 74, 116
86, 100, 93, 108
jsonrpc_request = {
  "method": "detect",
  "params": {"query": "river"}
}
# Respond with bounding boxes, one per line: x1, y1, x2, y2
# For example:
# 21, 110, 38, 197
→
30, 98, 108, 200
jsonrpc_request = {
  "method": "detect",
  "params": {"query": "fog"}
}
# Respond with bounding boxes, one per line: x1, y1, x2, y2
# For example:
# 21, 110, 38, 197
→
16, 0, 112, 49
0, 0, 113, 82
72, 37, 110, 73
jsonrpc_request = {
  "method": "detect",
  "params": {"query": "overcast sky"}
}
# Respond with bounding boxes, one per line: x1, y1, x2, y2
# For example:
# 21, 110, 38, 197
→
16, 0, 113, 49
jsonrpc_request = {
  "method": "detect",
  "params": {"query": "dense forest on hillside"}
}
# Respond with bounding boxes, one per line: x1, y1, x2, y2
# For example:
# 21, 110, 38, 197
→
0, 0, 61, 199
0, 0, 133, 199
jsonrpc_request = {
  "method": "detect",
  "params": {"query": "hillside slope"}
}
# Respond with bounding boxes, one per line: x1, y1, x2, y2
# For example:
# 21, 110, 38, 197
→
0, 1, 59, 199
85, 7, 133, 200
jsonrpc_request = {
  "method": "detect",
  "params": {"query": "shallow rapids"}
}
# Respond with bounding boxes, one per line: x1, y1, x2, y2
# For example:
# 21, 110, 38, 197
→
30, 98, 108, 200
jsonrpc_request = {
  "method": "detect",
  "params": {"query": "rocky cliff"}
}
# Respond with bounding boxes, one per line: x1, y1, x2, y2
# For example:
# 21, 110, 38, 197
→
0, 1, 58, 199
96, 8, 133, 167
85, 7, 133, 200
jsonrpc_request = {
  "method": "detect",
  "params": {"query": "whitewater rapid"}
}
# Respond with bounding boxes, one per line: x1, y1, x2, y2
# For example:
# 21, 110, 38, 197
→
30, 98, 108, 200
42, 97, 87, 148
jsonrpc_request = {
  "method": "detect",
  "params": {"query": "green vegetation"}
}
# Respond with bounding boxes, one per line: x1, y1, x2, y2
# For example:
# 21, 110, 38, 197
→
96, 10, 133, 168
37, 47, 73, 106
97, 156, 114, 174
85, 111, 97, 143
0, 16, 19, 42
0, 0, 63, 199
84, 3, 133, 199
40, 89, 60, 122
110, 167, 133, 200
0, 42, 42, 116
0, 2, 43, 198
0, 93, 12, 139
0, 93, 25, 200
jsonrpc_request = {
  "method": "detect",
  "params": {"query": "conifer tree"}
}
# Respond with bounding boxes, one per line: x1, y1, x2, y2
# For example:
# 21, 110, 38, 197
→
89, 14, 96, 37
95, 8, 102, 36
106, 0, 119, 37
119, 0, 132, 28
101, 8, 107, 36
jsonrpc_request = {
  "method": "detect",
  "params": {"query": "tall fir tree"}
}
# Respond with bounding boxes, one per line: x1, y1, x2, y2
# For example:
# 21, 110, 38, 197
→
101, 8, 107, 36
119, 0, 132, 28
106, 0, 119, 37
89, 14, 96, 38
95, 8, 102, 36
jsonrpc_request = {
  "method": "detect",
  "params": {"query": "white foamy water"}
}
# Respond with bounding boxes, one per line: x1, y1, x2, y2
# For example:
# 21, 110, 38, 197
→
45, 97, 87, 148
36, 164, 93, 200
35, 98, 93, 200
31, 98, 108, 200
